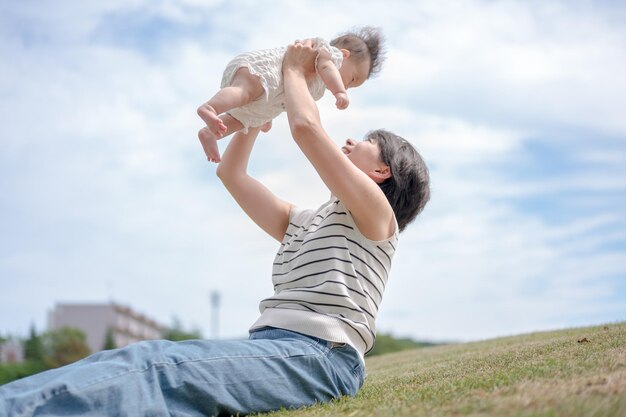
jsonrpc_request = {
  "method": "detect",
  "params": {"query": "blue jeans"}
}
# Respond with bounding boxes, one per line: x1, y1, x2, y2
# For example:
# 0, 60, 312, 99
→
0, 327, 365, 416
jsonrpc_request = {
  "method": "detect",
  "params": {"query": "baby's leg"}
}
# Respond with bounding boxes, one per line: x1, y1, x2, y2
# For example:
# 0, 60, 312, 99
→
197, 68, 265, 138
260, 120, 272, 133
198, 114, 244, 163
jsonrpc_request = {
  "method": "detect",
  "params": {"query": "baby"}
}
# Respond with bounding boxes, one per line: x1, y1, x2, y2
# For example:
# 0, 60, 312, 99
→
197, 27, 385, 162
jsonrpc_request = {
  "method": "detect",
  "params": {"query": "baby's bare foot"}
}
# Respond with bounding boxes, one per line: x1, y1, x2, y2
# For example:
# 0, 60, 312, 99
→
198, 127, 221, 163
197, 104, 227, 138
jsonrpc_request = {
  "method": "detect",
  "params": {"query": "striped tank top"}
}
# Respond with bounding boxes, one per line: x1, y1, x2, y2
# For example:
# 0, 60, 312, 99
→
250, 198, 398, 359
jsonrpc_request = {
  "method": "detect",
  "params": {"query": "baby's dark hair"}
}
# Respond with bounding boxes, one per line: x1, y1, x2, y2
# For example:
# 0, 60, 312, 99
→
331, 26, 386, 78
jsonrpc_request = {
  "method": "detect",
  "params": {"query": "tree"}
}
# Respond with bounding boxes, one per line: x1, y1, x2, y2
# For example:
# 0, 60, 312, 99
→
163, 317, 203, 341
102, 327, 116, 351
42, 327, 91, 368
24, 323, 43, 362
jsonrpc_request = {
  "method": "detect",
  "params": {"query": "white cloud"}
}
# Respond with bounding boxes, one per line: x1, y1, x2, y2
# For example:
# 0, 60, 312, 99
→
372, 0, 626, 136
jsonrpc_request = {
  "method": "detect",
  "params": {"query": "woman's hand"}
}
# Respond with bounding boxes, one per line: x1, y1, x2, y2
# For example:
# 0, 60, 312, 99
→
282, 39, 318, 78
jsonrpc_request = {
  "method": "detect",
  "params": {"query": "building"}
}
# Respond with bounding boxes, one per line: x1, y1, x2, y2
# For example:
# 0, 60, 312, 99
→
48, 303, 166, 353
0, 339, 24, 363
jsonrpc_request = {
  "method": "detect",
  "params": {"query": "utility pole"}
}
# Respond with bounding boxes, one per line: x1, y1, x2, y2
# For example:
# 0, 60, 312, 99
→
209, 291, 221, 339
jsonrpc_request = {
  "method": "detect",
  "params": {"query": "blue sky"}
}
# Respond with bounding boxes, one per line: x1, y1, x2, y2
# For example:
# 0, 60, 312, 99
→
1, 0, 625, 343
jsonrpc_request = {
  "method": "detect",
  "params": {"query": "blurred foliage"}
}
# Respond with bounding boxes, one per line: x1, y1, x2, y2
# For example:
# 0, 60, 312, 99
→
0, 360, 47, 386
163, 317, 203, 341
42, 327, 91, 369
24, 323, 43, 362
1, 326, 91, 385
367, 333, 439, 357
102, 327, 116, 351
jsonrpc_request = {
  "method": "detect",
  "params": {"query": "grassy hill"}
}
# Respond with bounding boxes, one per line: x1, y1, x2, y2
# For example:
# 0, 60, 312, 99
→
261, 322, 625, 417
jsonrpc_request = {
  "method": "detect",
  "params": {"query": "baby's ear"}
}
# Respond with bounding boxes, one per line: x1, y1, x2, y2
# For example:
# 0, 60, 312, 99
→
341, 49, 351, 59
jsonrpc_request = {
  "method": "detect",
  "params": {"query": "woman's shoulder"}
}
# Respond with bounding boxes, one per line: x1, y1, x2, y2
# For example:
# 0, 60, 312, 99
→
335, 199, 399, 246
290, 197, 335, 220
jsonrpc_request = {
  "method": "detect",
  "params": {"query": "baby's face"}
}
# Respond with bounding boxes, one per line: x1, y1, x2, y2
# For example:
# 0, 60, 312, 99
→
339, 55, 371, 89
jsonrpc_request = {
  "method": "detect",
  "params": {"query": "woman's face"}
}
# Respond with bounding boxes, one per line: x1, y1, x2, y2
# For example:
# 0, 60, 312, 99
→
341, 138, 388, 181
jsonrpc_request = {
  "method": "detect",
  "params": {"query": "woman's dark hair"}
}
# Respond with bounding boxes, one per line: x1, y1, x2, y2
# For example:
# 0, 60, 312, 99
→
368, 129, 430, 233
331, 26, 386, 78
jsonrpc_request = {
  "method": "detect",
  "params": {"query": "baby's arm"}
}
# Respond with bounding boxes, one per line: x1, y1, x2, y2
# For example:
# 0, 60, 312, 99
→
316, 48, 349, 110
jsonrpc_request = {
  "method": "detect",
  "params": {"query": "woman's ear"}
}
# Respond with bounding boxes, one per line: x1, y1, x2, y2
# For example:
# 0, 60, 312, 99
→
369, 165, 391, 183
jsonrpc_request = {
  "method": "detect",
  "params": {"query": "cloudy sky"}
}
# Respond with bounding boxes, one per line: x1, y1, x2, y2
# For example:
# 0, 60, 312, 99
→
1, 0, 624, 344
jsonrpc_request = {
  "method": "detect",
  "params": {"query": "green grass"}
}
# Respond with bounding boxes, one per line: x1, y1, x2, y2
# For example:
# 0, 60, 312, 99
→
260, 322, 625, 417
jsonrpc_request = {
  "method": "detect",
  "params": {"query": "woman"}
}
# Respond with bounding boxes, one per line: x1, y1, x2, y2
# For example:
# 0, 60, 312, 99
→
0, 40, 430, 417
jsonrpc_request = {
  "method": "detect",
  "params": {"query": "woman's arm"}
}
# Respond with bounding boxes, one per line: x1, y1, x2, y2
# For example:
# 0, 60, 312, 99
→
282, 42, 395, 241
215, 127, 292, 242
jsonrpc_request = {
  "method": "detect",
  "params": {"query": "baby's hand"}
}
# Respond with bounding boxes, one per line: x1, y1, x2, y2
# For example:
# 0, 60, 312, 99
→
334, 92, 349, 110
